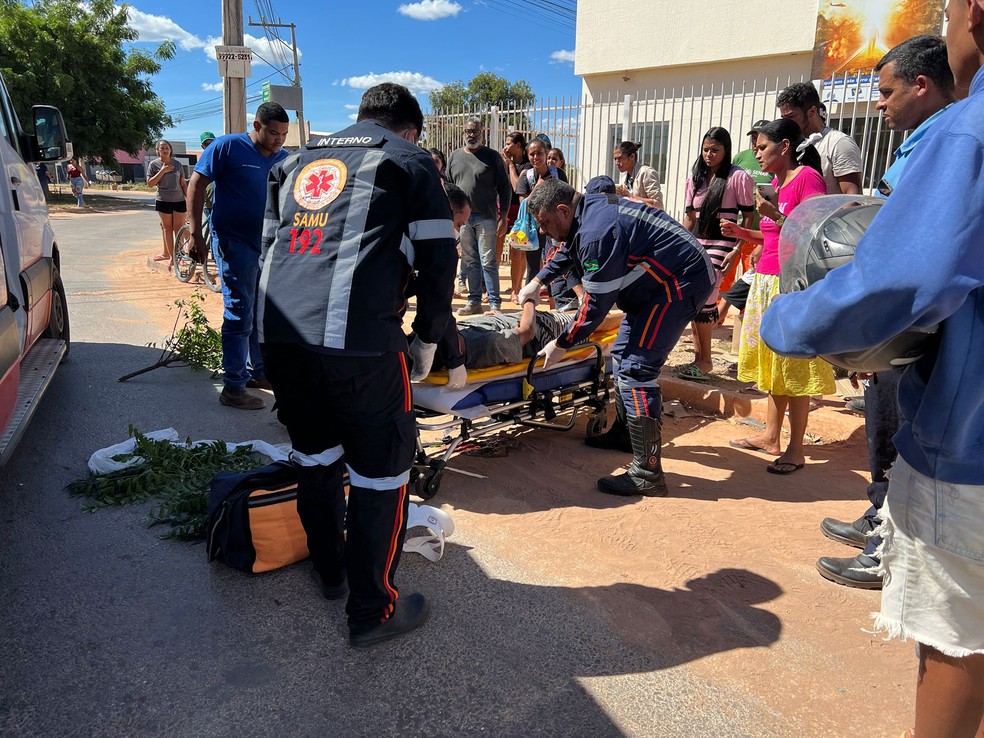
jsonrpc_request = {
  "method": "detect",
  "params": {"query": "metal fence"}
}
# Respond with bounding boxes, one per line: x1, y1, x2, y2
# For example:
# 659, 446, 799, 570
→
424, 68, 898, 220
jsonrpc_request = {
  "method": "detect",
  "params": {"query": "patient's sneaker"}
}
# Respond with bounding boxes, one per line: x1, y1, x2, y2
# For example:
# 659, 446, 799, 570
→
219, 387, 265, 410
457, 302, 483, 317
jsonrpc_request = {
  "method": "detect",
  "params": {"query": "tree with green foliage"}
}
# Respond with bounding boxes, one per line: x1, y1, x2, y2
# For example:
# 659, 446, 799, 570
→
0, 0, 174, 163
426, 72, 535, 148
429, 72, 534, 112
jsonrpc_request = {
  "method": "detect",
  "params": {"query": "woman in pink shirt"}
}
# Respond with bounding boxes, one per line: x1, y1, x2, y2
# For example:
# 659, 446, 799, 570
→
720, 118, 835, 475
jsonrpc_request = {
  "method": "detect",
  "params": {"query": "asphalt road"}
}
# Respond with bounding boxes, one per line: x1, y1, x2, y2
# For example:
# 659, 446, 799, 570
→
0, 201, 768, 737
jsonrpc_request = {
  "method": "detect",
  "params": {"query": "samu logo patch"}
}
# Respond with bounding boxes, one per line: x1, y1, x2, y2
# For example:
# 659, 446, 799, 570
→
293, 159, 347, 211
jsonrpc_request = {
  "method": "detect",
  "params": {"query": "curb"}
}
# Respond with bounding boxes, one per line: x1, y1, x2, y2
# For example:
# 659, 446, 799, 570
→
660, 374, 864, 443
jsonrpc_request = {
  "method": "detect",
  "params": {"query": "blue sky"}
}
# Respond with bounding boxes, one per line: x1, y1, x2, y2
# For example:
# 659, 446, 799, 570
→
124, 0, 580, 149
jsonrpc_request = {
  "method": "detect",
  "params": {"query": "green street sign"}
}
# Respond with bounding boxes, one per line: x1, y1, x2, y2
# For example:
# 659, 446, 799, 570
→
262, 81, 271, 102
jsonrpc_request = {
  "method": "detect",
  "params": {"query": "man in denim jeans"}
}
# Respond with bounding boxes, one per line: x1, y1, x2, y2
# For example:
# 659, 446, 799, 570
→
447, 117, 512, 315
187, 103, 290, 409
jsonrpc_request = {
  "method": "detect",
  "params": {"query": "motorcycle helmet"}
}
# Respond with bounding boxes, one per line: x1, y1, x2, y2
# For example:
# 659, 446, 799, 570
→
775, 195, 937, 373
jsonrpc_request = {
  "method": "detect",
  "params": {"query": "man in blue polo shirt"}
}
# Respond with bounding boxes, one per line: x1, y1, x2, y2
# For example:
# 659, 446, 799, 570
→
187, 103, 290, 409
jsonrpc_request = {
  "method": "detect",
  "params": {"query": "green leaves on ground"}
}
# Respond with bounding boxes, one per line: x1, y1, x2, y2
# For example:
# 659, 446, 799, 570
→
170, 295, 222, 373
118, 294, 222, 382
68, 426, 257, 540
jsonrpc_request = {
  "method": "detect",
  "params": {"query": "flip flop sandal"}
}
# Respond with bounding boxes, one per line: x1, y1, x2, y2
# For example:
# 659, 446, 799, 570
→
674, 364, 712, 382
729, 438, 775, 454
766, 460, 805, 475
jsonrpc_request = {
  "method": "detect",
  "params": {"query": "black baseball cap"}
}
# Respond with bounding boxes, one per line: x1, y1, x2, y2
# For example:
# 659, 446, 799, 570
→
746, 119, 771, 136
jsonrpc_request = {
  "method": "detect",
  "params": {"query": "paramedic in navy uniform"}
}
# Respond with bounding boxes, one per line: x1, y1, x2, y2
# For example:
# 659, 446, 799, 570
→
519, 177, 714, 497
258, 83, 457, 649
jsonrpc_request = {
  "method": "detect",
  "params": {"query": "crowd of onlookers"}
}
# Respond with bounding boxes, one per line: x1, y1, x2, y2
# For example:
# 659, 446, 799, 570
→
427, 28, 984, 733
428, 78, 868, 477
429, 34, 964, 600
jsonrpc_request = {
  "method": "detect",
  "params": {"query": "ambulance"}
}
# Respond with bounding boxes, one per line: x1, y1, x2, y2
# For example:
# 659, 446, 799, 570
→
0, 72, 72, 464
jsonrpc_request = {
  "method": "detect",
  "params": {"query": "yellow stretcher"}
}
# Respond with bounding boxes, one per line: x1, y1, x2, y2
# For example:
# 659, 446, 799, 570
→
410, 327, 619, 499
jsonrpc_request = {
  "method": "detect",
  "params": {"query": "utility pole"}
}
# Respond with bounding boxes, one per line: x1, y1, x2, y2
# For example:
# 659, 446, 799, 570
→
248, 17, 305, 147
222, 0, 246, 134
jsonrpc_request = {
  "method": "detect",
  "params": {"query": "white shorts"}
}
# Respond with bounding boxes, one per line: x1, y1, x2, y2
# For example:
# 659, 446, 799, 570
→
874, 456, 984, 657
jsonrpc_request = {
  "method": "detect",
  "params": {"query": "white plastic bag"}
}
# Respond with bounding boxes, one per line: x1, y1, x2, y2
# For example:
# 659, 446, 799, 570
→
403, 504, 455, 561
87, 428, 291, 475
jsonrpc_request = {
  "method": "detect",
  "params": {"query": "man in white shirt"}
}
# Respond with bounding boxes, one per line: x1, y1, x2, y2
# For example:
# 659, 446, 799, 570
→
777, 82, 863, 194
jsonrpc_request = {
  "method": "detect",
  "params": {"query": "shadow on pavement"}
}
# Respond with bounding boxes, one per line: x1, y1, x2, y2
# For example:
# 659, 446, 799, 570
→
0, 342, 785, 736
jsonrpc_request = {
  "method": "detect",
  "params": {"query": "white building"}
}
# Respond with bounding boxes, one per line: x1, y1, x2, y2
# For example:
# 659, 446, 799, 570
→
573, 0, 901, 216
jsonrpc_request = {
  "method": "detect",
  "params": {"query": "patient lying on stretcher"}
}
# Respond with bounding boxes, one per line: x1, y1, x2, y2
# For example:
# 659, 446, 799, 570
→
428, 302, 623, 371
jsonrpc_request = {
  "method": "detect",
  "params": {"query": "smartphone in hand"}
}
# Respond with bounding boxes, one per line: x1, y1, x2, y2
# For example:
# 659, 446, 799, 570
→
756, 183, 777, 204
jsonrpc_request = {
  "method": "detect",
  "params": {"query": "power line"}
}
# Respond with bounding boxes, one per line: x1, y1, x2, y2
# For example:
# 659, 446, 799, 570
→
165, 66, 291, 119
484, 0, 575, 29
172, 93, 264, 123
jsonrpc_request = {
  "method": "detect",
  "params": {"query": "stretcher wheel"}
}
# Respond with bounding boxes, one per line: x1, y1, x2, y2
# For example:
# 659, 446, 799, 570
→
414, 468, 443, 500
586, 413, 608, 437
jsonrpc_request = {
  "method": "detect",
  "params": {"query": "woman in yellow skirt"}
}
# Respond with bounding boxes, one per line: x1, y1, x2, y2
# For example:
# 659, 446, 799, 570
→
721, 119, 834, 474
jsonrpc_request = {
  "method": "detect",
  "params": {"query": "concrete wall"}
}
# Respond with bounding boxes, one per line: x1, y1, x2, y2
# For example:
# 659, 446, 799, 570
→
575, 0, 820, 77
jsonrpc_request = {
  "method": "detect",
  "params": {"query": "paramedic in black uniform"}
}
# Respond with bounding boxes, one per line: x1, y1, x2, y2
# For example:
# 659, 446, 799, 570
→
258, 83, 457, 649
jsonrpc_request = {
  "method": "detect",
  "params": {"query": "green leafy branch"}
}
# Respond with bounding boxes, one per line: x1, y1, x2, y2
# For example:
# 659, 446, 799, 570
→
118, 293, 222, 381
68, 425, 257, 540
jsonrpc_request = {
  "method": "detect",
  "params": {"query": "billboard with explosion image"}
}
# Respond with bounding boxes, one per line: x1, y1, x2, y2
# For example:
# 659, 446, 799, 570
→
811, 0, 944, 80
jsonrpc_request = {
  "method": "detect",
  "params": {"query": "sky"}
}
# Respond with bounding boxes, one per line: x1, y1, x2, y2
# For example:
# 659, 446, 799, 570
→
123, 0, 580, 150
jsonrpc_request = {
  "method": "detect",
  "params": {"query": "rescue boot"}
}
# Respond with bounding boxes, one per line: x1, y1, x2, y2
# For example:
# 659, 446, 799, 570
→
597, 415, 668, 497
585, 387, 632, 452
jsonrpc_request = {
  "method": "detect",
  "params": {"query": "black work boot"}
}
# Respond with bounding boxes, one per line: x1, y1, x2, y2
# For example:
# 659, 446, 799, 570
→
585, 387, 632, 452
349, 592, 431, 650
820, 512, 876, 549
816, 553, 883, 589
597, 415, 668, 497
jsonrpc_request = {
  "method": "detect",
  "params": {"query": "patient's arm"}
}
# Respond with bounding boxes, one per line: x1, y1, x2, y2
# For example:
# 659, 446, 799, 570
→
516, 304, 622, 350
516, 301, 537, 346
439, 318, 466, 369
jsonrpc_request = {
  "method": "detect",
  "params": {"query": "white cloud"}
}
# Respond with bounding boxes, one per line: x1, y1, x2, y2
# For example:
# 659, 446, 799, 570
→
201, 82, 223, 92
550, 49, 575, 64
124, 9, 302, 71
348, 113, 359, 121
124, 7, 206, 51
344, 104, 359, 110
341, 71, 444, 95
397, 0, 462, 20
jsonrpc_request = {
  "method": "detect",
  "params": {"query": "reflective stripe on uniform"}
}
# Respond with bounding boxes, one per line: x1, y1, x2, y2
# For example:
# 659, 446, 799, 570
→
399, 234, 414, 267
292, 446, 344, 466
409, 218, 454, 241
581, 275, 622, 294
262, 215, 279, 242
323, 149, 386, 349
345, 465, 411, 490
582, 263, 649, 295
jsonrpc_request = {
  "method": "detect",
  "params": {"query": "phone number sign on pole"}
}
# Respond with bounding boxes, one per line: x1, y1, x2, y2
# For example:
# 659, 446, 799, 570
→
215, 46, 253, 79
